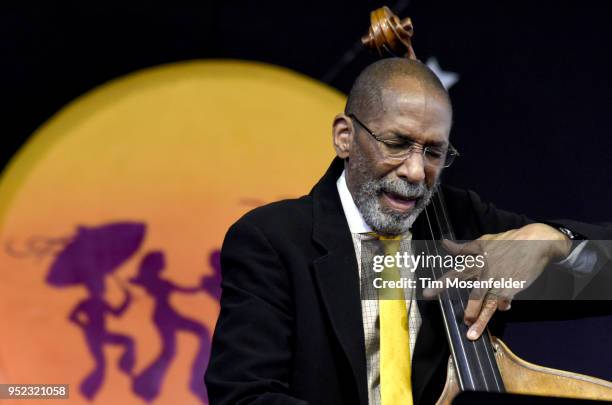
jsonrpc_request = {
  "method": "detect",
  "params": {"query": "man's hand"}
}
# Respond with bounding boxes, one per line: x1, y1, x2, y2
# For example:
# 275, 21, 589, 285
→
422, 223, 571, 340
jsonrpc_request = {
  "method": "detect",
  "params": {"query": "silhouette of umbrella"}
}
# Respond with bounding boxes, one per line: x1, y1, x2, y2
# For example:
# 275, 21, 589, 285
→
46, 222, 146, 287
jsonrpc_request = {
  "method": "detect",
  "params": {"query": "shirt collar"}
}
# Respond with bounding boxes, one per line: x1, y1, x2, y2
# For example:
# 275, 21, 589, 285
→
336, 170, 373, 234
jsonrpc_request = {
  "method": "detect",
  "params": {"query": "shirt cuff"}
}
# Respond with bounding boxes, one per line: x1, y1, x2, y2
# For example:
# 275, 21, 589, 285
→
556, 240, 598, 274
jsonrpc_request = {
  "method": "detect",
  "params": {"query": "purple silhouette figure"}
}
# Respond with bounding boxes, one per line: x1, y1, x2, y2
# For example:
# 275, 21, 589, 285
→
203, 250, 221, 301
46, 222, 145, 400
129, 251, 214, 403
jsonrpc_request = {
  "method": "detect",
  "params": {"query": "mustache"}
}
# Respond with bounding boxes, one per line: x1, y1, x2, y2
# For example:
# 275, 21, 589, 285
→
377, 177, 429, 199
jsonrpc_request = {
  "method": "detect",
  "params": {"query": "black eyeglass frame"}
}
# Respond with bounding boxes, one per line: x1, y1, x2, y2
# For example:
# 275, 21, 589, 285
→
347, 113, 459, 168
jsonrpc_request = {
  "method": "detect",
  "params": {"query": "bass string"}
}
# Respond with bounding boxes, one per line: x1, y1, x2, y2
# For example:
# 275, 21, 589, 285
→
430, 190, 493, 391
433, 186, 503, 392
437, 189, 503, 391
422, 186, 503, 391
423, 202, 473, 390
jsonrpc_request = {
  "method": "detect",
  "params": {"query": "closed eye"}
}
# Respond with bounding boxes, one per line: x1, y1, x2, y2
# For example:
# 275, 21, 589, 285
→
382, 139, 412, 147
425, 148, 445, 159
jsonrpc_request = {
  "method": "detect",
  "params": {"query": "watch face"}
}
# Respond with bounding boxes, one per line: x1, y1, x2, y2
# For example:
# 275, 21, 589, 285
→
559, 227, 574, 239
559, 227, 585, 241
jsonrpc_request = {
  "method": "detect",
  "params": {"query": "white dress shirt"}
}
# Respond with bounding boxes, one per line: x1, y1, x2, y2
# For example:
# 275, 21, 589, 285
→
336, 170, 421, 405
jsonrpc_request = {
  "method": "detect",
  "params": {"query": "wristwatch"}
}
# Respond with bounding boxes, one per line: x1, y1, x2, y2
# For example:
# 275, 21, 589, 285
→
556, 226, 587, 256
556, 226, 586, 241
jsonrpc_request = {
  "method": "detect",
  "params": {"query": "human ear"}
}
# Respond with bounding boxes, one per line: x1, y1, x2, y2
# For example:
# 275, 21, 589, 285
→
332, 113, 353, 159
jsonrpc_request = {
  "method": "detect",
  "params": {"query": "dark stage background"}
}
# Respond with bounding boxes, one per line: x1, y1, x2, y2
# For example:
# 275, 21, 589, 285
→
2, 0, 611, 384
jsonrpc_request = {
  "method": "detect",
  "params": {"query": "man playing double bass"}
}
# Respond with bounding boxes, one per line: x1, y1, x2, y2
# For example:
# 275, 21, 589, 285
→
205, 58, 612, 405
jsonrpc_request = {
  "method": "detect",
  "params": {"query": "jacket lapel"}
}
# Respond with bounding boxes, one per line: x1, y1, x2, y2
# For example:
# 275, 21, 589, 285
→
311, 158, 368, 405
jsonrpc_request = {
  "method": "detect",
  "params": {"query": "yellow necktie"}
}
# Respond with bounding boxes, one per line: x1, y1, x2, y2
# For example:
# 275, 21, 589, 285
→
377, 235, 413, 405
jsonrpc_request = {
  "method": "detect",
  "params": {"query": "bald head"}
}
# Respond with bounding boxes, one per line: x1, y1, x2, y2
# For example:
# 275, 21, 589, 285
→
345, 58, 451, 121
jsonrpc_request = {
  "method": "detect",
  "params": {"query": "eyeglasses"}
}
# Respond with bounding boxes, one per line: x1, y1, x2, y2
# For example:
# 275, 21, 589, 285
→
348, 113, 459, 168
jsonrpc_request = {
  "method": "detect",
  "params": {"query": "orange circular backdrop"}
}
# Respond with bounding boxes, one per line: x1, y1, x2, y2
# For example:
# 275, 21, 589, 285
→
0, 60, 345, 404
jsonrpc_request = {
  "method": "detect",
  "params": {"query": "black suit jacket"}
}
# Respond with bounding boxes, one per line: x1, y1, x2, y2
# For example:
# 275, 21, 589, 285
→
205, 157, 612, 405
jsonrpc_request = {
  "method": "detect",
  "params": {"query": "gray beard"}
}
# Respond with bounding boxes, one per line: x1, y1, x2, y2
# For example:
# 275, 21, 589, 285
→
352, 170, 437, 236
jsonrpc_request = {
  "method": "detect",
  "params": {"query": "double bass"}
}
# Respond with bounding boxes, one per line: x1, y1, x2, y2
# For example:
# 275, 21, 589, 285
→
360, 6, 612, 403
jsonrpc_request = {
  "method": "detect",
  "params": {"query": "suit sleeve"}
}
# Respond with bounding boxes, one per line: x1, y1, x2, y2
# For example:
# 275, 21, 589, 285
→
436, 186, 533, 238
548, 220, 612, 300
205, 219, 308, 405
465, 189, 533, 234
463, 188, 612, 300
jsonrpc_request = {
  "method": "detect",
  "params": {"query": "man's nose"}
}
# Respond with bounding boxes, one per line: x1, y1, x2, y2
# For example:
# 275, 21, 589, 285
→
395, 152, 426, 184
